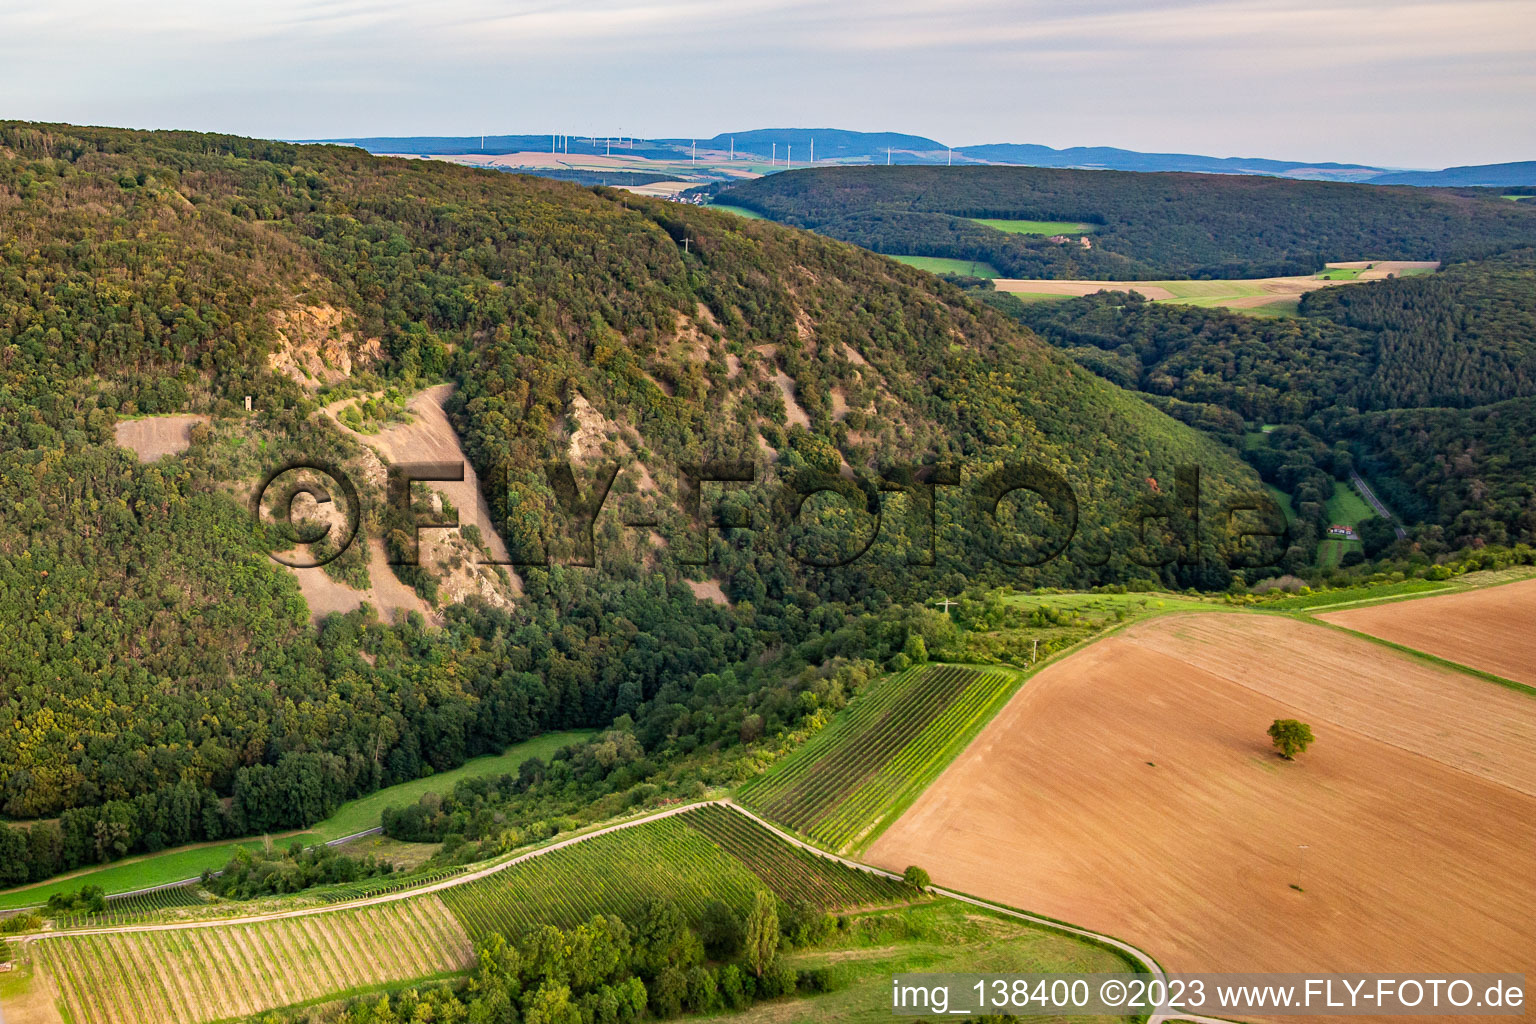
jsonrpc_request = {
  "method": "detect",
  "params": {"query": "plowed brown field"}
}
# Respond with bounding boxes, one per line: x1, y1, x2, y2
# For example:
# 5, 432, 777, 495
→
1319, 578, 1536, 687
867, 613, 1536, 985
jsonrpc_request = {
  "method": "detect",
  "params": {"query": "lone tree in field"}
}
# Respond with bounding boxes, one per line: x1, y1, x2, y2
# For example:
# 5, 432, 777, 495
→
1268, 719, 1314, 760
903, 865, 931, 890
744, 890, 779, 978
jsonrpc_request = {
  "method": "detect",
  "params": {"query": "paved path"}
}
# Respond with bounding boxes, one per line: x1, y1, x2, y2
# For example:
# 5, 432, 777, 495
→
1350, 470, 1407, 539
21, 804, 710, 941
17, 800, 1230, 1023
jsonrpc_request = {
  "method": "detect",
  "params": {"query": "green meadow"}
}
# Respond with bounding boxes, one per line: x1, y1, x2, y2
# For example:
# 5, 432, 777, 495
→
967, 218, 1096, 235
883, 254, 1001, 278
709, 203, 765, 219
0, 730, 591, 909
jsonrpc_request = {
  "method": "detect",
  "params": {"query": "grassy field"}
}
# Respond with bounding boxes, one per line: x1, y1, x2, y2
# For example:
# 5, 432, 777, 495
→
1264, 484, 1297, 526
318, 730, 591, 837
881, 254, 1001, 278
439, 806, 907, 942
0, 833, 322, 913
738, 664, 1024, 853
695, 902, 1132, 1024
1315, 266, 1364, 280
0, 731, 590, 911
1264, 578, 1453, 611
709, 203, 765, 219
1315, 480, 1374, 566
966, 218, 1096, 235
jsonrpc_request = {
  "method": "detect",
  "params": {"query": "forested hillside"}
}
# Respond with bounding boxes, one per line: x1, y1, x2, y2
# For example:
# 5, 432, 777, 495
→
0, 121, 1257, 889
1004, 249, 1536, 562
713, 166, 1536, 279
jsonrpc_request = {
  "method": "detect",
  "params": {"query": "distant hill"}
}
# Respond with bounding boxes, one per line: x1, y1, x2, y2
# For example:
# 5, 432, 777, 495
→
957, 143, 1384, 181
297, 134, 683, 159
301, 129, 1532, 190
1366, 161, 1536, 187
714, 165, 1536, 279
692, 129, 947, 161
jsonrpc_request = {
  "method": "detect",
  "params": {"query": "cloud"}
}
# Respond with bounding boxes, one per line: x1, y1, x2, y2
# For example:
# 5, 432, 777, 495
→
0, 0, 1530, 166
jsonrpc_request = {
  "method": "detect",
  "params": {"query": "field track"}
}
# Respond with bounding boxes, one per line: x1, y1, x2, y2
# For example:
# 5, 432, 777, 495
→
868, 612, 1536, 986
1318, 576, 1536, 686
8, 800, 1212, 1024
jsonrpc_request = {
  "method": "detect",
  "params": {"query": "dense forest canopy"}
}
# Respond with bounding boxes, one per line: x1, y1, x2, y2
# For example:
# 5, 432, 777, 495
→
713, 166, 1536, 279
1001, 248, 1536, 561
0, 121, 1261, 889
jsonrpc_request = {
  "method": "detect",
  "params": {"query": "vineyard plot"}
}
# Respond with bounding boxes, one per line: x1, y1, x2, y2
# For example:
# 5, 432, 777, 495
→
440, 815, 766, 942
34, 896, 472, 1024
680, 805, 906, 908
54, 885, 209, 929
737, 664, 1018, 851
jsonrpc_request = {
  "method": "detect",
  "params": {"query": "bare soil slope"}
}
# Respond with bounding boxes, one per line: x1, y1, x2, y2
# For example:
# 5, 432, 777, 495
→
868, 613, 1536, 983
113, 415, 210, 462
294, 382, 518, 624
1319, 578, 1536, 686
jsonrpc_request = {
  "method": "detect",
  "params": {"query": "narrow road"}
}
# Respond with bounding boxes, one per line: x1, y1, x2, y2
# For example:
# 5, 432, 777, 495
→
1350, 470, 1407, 539
18, 800, 1228, 1023
21, 803, 712, 941
94, 827, 386, 904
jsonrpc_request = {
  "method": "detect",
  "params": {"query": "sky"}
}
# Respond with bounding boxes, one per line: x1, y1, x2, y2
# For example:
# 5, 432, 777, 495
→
2, 0, 1533, 168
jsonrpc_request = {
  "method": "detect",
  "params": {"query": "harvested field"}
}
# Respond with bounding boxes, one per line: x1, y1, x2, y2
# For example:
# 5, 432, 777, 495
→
29, 897, 471, 1024
867, 613, 1536, 982
1318, 577, 1536, 687
994, 279, 1178, 300
993, 262, 1439, 314
1324, 259, 1440, 279
113, 415, 209, 462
